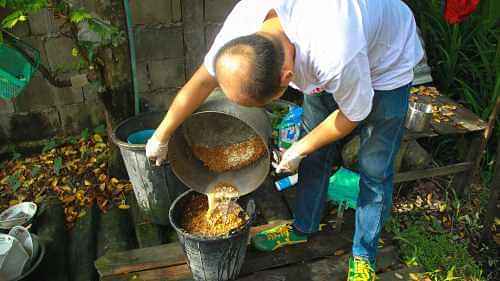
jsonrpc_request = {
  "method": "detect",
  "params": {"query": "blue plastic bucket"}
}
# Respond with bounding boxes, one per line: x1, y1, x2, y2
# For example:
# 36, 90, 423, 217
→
127, 129, 155, 144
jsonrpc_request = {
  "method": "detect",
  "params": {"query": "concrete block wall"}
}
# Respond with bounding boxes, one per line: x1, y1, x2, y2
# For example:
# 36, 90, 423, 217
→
0, 0, 238, 144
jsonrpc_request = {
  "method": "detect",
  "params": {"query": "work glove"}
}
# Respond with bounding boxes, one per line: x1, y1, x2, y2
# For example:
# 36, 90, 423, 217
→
145, 136, 169, 166
272, 144, 306, 174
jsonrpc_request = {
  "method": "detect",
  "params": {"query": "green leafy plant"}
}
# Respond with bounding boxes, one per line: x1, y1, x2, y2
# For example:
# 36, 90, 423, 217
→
395, 224, 484, 281
1, 0, 125, 69
406, 0, 499, 137
2, 11, 28, 28
69, 8, 92, 23
0, 0, 47, 28
81, 128, 90, 141
7, 172, 21, 192
53, 156, 62, 175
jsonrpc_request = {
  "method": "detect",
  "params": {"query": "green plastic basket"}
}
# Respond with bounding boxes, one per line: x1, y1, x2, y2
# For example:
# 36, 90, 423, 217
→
0, 39, 39, 100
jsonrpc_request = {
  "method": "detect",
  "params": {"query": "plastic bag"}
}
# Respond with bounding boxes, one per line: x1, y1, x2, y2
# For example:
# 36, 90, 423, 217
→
276, 106, 303, 150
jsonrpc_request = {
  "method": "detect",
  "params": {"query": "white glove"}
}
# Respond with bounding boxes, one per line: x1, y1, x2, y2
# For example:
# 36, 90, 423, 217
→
145, 136, 169, 166
272, 144, 306, 174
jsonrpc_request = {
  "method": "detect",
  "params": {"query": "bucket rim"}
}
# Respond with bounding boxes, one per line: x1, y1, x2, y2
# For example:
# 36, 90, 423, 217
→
111, 111, 165, 151
169, 189, 255, 242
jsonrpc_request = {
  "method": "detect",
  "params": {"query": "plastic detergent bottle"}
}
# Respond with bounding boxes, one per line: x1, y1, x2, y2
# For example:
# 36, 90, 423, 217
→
274, 173, 298, 191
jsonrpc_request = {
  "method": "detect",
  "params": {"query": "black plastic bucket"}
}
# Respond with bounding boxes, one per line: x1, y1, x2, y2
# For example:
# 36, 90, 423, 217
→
169, 190, 254, 281
112, 112, 187, 225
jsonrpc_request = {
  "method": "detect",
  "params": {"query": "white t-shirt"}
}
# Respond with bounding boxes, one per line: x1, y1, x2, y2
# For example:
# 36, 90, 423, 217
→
204, 0, 424, 121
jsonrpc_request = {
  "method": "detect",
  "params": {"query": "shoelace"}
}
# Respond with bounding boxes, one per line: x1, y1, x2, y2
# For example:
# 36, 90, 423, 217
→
353, 258, 375, 281
265, 224, 292, 241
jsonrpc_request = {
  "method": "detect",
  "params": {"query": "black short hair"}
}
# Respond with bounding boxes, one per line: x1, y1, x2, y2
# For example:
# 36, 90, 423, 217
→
214, 33, 285, 103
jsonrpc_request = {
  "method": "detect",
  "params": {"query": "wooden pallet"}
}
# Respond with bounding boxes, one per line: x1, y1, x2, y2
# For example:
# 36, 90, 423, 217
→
95, 220, 353, 281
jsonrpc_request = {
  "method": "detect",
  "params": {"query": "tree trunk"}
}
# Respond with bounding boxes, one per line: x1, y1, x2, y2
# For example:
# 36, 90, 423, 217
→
86, 0, 135, 178
481, 139, 500, 241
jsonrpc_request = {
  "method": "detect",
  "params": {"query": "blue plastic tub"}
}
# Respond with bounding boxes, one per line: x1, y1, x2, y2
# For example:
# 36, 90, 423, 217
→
127, 129, 155, 144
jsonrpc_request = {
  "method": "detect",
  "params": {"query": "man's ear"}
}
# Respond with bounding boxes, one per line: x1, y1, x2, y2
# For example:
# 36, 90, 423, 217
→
280, 70, 293, 87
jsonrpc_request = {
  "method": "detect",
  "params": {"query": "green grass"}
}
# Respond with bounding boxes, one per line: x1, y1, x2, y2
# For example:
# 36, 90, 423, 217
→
393, 222, 484, 281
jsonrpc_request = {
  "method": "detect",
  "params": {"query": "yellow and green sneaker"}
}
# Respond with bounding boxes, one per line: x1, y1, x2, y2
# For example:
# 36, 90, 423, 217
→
252, 224, 308, 252
347, 257, 376, 281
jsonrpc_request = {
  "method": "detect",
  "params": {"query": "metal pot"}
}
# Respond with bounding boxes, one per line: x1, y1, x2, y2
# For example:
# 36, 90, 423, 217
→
168, 89, 272, 196
405, 102, 433, 132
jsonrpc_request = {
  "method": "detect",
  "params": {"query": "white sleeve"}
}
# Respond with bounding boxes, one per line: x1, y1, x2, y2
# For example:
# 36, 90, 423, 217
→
203, 2, 252, 77
324, 51, 374, 122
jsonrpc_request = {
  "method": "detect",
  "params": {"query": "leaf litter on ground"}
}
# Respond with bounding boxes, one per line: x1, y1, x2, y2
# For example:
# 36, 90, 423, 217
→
0, 133, 132, 228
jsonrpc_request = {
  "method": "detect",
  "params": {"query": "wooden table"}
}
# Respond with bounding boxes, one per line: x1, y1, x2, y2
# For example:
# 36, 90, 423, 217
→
394, 89, 487, 194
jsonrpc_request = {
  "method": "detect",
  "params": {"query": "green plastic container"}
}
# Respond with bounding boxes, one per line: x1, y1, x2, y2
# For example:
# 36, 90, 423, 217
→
0, 41, 39, 100
327, 167, 360, 209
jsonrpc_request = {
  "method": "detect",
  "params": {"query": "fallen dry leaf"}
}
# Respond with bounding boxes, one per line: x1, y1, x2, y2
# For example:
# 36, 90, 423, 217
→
0, 134, 133, 228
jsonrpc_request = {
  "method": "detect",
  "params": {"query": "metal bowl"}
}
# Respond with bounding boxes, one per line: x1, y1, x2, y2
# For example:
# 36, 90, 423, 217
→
168, 90, 272, 196
405, 102, 433, 132
0, 203, 37, 230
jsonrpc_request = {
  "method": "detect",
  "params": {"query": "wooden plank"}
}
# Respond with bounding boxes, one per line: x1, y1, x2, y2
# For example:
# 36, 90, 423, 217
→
394, 162, 472, 183
103, 264, 191, 281
241, 227, 351, 275
97, 222, 352, 281
96, 242, 186, 277
473, 95, 500, 183
481, 138, 500, 241
95, 221, 293, 277
404, 130, 439, 140
304, 244, 399, 281
239, 244, 399, 281
452, 134, 482, 195
377, 267, 424, 281
410, 93, 487, 135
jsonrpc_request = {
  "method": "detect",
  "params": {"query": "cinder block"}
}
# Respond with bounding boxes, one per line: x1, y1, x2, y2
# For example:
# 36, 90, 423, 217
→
24, 36, 50, 69
181, 0, 205, 77
1, 107, 61, 141
141, 89, 177, 112
136, 61, 151, 93
204, 0, 238, 22
171, 0, 182, 22
57, 99, 106, 134
131, 0, 172, 25
150, 58, 185, 90
12, 21, 30, 37
28, 8, 58, 36
205, 23, 223, 49
135, 26, 184, 61
44, 36, 81, 73
15, 73, 84, 112
82, 81, 103, 102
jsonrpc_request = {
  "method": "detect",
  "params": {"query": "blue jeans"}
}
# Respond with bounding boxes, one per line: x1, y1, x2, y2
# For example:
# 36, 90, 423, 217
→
292, 84, 409, 263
